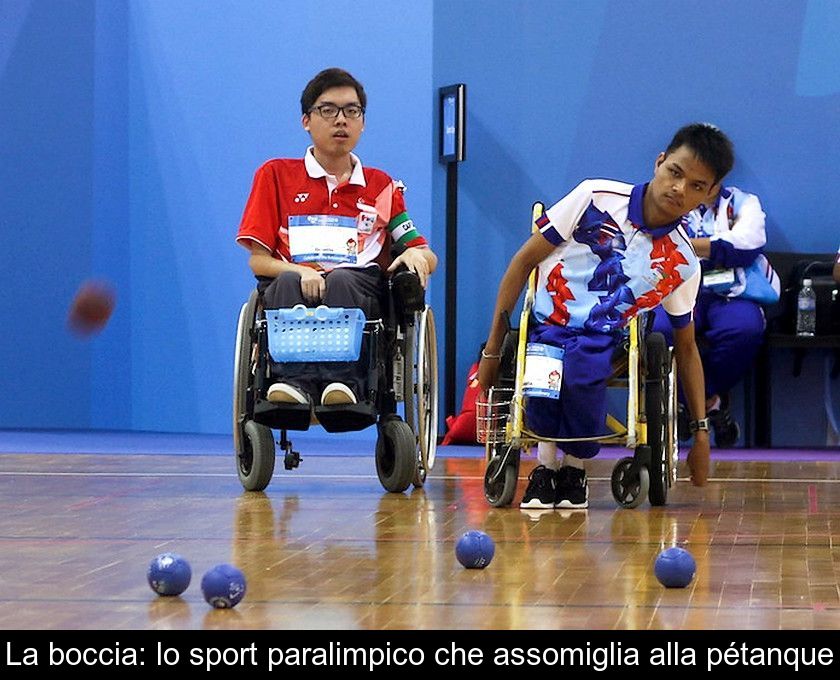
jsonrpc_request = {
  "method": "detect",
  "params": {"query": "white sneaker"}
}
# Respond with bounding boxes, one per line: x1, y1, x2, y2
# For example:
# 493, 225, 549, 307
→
266, 382, 309, 404
320, 382, 357, 406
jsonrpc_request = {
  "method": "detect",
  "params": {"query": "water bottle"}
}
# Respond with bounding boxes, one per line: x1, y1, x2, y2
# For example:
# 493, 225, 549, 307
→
796, 278, 816, 337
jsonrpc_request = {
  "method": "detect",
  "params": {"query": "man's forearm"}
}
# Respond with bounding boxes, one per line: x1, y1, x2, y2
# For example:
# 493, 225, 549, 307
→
690, 237, 711, 259
673, 329, 706, 421
484, 262, 531, 352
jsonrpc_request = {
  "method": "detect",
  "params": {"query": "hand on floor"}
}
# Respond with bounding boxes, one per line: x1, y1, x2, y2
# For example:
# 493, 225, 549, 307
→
687, 435, 710, 486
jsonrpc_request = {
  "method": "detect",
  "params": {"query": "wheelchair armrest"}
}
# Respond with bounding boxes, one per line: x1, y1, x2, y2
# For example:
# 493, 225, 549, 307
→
391, 267, 425, 314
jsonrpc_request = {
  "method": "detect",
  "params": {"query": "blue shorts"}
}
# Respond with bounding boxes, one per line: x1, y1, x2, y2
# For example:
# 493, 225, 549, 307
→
524, 324, 620, 458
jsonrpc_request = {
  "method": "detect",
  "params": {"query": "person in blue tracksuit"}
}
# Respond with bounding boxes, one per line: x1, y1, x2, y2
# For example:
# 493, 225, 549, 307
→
653, 185, 768, 448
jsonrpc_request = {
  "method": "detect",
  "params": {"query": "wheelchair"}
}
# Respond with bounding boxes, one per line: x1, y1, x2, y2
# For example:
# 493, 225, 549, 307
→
233, 269, 438, 494
477, 203, 679, 509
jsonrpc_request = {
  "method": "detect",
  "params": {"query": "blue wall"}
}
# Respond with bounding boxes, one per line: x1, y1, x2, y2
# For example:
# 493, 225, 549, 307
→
124, 1, 433, 433
1, 0, 837, 445
1, 0, 433, 437
433, 0, 840, 446
0, 0, 96, 427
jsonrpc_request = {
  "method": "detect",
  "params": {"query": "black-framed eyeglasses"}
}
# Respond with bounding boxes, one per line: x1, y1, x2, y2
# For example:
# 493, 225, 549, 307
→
308, 103, 365, 120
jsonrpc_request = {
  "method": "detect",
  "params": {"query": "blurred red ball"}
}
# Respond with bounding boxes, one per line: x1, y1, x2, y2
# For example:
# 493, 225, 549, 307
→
68, 281, 115, 335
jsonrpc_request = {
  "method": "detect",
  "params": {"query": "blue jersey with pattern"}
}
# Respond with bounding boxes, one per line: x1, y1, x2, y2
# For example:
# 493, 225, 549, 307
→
533, 180, 700, 333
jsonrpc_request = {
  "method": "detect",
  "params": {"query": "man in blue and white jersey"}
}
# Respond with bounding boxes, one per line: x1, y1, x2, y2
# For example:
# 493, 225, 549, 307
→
479, 123, 734, 510
653, 185, 770, 448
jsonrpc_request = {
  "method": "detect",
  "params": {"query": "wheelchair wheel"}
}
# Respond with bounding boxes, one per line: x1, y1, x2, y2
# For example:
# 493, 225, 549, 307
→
645, 332, 675, 506
233, 290, 260, 458
484, 444, 520, 507
234, 290, 277, 490
412, 463, 427, 488
238, 420, 276, 491
611, 456, 649, 509
375, 417, 416, 493
403, 307, 439, 488
667, 355, 679, 485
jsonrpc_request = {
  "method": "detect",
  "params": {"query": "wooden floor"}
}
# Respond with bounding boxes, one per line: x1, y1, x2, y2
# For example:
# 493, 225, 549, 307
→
1, 450, 839, 630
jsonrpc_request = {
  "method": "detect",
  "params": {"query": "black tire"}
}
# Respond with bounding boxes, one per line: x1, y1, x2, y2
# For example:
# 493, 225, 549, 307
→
233, 290, 260, 462
403, 308, 439, 482
238, 420, 276, 491
375, 417, 416, 493
484, 444, 520, 507
611, 456, 649, 509
645, 333, 670, 506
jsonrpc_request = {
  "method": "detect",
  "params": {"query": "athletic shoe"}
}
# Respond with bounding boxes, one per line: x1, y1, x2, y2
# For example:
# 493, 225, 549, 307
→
266, 382, 309, 404
555, 466, 589, 509
519, 465, 557, 509
320, 382, 357, 406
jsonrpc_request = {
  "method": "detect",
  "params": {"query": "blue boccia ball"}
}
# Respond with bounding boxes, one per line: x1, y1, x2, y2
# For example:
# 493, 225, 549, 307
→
654, 547, 696, 588
147, 552, 192, 596
455, 530, 495, 569
201, 564, 247, 609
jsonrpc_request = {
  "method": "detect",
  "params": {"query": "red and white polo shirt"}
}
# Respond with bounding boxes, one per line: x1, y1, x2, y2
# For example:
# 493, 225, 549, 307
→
236, 147, 427, 271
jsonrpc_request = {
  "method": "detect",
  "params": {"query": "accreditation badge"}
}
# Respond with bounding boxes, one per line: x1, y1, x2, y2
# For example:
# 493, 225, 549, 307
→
522, 343, 565, 400
702, 268, 736, 295
288, 214, 358, 266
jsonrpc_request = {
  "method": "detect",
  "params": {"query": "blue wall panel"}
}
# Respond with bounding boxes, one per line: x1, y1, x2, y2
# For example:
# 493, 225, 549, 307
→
0, 0, 96, 427
433, 0, 840, 445
123, 0, 433, 434
1, 0, 836, 445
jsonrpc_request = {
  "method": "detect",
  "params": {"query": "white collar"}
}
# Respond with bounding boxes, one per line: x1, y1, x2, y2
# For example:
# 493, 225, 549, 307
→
304, 146, 366, 187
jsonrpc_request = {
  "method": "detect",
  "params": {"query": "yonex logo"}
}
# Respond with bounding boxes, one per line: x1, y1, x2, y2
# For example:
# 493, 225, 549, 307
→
294, 193, 309, 203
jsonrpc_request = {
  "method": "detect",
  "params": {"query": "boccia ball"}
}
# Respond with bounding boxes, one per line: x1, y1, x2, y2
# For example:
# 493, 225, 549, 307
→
201, 564, 247, 609
147, 552, 192, 596
68, 280, 115, 335
654, 547, 696, 588
455, 530, 495, 569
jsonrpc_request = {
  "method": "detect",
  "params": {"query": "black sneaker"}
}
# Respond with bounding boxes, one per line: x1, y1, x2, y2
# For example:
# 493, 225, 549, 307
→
555, 466, 589, 509
519, 465, 557, 509
709, 407, 740, 448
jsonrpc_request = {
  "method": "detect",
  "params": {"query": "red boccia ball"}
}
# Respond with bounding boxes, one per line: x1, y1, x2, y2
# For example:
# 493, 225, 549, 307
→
68, 281, 115, 335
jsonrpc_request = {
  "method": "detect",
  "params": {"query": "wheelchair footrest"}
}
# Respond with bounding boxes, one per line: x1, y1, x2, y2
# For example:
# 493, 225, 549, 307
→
253, 400, 312, 431
315, 403, 377, 433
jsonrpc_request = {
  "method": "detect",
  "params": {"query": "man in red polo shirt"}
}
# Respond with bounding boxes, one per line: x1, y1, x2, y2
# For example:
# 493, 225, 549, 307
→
236, 68, 437, 406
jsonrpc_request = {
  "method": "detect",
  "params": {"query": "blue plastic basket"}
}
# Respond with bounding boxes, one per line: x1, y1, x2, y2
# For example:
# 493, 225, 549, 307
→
265, 305, 366, 363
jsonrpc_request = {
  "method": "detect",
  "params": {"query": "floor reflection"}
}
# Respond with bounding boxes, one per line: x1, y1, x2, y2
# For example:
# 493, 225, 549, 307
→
3, 452, 839, 629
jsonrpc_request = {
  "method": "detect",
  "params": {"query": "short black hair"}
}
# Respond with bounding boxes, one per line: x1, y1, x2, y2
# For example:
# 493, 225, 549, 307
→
300, 68, 367, 115
665, 123, 734, 185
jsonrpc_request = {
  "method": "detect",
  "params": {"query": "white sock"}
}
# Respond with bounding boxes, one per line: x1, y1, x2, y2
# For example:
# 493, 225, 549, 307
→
707, 395, 721, 412
537, 441, 559, 470
562, 454, 585, 470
